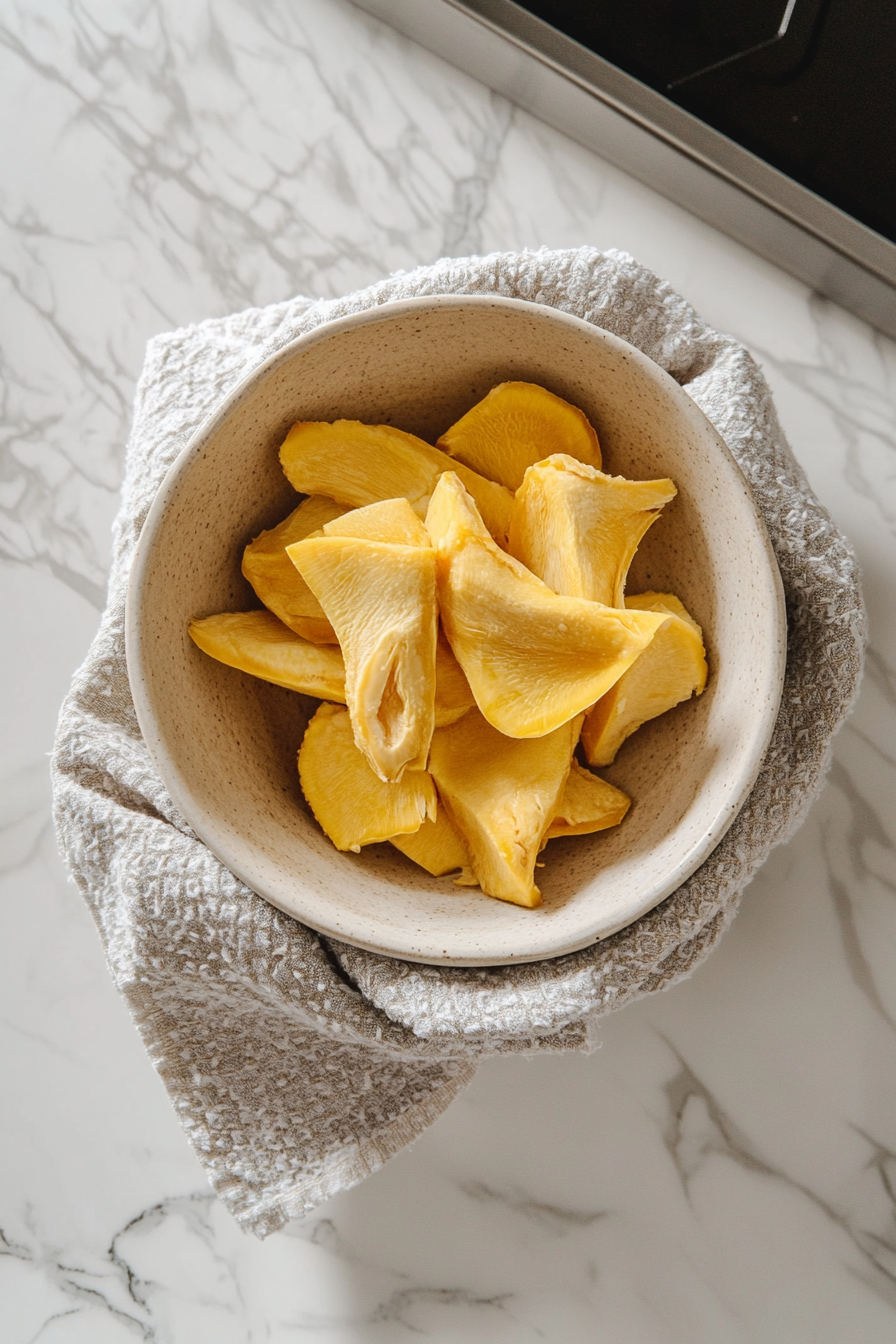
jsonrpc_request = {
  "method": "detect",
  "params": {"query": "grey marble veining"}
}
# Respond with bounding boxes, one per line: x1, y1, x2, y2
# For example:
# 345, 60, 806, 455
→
2, 0, 896, 1340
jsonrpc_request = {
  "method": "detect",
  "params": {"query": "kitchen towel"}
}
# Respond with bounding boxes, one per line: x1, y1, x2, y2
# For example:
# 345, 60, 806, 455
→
52, 247, 866, 1237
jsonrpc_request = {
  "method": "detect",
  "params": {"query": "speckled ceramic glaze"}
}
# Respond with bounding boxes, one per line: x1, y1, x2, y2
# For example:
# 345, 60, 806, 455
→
126, 296, 786, 965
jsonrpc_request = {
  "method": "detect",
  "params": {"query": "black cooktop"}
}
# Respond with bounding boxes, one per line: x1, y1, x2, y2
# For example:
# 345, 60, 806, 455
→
517, 0, 896, 245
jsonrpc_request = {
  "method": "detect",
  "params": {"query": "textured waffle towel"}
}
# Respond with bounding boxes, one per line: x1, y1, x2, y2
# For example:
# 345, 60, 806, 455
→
53, 248, 865, 1237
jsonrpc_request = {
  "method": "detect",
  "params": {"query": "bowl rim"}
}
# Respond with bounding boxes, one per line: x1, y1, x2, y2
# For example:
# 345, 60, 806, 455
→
126, 292, 788, 965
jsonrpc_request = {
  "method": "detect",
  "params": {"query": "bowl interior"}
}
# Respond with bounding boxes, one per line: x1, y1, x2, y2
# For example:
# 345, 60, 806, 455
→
127, 295, 786, 965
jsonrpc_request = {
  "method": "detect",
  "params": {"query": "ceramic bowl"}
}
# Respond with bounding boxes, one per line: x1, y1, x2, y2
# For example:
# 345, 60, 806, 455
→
126, 295, 786, 966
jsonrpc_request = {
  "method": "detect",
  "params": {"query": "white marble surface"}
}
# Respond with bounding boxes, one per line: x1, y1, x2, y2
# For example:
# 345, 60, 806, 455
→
2, 0, 896, 1338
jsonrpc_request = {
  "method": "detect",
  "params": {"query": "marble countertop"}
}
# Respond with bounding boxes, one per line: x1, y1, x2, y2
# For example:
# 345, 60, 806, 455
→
3, 1, 896, 1339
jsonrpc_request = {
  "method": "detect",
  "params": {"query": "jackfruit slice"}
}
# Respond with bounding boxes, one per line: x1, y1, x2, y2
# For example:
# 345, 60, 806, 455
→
321, 496, 430, 547
582, 593, 708, 766
242, 495, 346, 643
189, 609, 474, 732
299, 703, 436, 852
544, 760, 631, 841
428, 709, 582, 907
279, 420, 513, 544
437, 381, 602, 490
288, 534, 437, 782
509, 455, 677, 607
188, 610, 345, 700
389, 808, 473, 878
424, 472, 668, 739
434, 632, 475, 727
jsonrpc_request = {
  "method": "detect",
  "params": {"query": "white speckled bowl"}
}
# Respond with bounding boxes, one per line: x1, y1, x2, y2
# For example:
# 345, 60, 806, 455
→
126, 295, 786, 966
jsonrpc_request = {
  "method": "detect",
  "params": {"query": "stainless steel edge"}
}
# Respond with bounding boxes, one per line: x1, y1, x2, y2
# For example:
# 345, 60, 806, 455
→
353, 0, 896, 339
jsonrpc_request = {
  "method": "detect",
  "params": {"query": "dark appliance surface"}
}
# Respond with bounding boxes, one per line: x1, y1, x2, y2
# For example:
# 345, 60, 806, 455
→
352, 0, 896, 335
517, 0, 896, 245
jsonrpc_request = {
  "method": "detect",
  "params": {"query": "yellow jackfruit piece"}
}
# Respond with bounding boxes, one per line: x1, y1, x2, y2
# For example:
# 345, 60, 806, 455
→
434, 632, 475, 727
428, 709, 582, 907
242, 495, 346, 643
188, 611, 345, 700
189, 609, 468, 731
424, 472, 668, 739
509, 454, 677, 607
279, 420, 513, 544
299, 703, 436, 852
437, 381, 602, 490
288, 534, 437, 782
321, 496, 430, 547
544, 760, 631, 841
389, 808, 473, 878
582, 593, 708, 766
